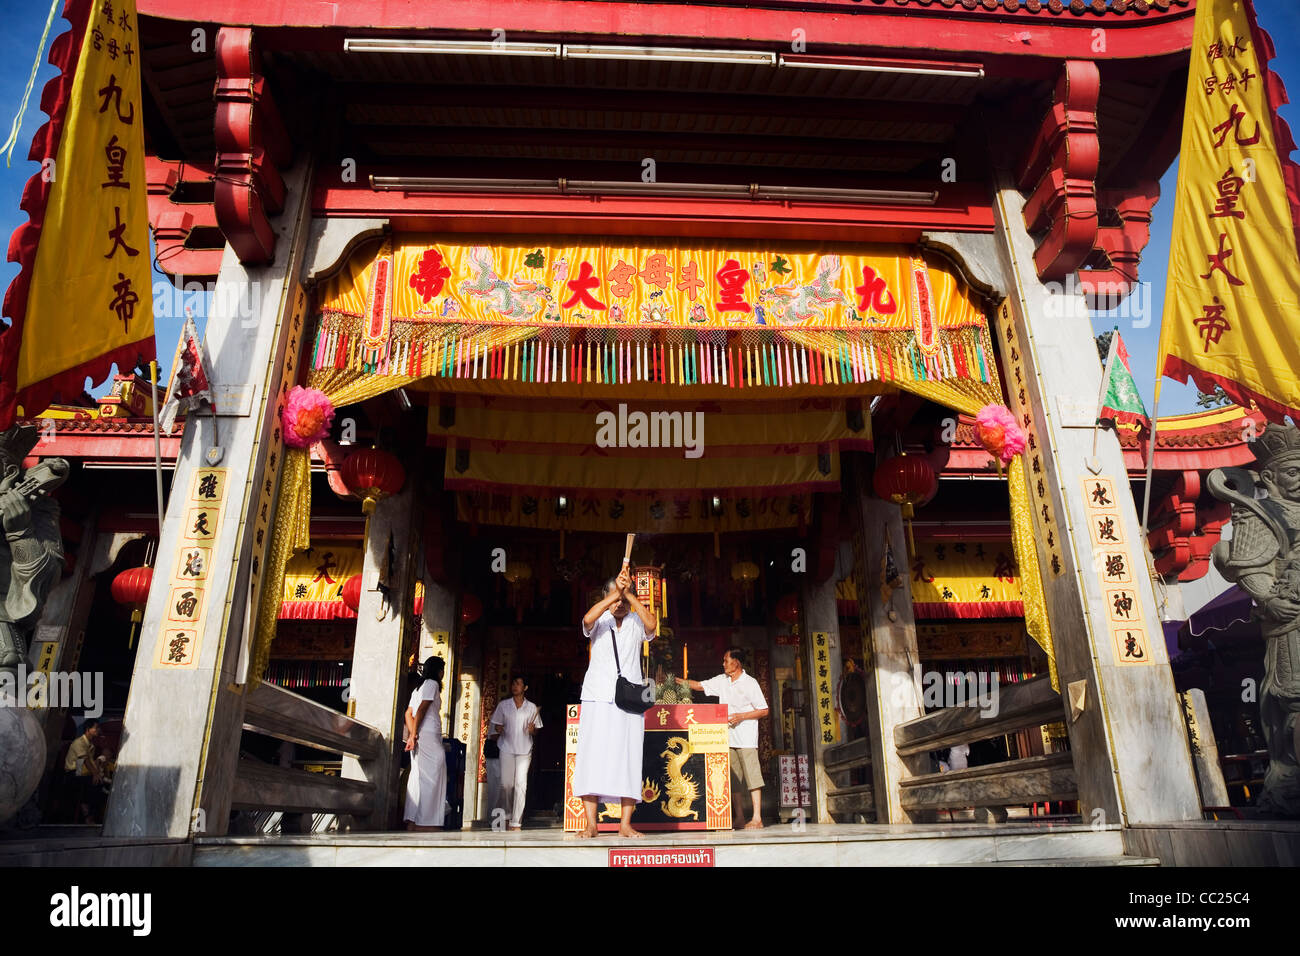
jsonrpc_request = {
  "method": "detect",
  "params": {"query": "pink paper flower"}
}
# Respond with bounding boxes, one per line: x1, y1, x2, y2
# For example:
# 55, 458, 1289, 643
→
282, 386, 335, 448
974, 403, 1026, 464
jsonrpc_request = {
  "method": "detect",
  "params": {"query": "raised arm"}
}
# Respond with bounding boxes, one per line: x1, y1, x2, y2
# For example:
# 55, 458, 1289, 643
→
583, 588, 621, 631
617, 569, 657, 635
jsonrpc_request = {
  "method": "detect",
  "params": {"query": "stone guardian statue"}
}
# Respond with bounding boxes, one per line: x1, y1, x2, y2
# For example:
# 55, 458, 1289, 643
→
0, 424, 68, 827
1208, 423, 1300, 817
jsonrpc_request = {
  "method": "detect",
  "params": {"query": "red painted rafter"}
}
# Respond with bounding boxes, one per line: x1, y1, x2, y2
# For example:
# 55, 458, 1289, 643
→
213, 27, 293, 265
146, 156, 224, 281
1017, 59, 1100, 282
312, 179, 995, 242
137, 1, 1196, 61
337, 83, 971, 128
349, 125, 948, 162
1077, 179, 1159, 310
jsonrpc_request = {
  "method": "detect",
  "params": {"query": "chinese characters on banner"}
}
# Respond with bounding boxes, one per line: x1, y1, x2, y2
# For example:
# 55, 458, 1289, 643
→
321, 240, 985, 334
995, 301, 1065, 579
1080, 476, 1153, 666
811, 632, 839, 746
456, 672, 476, 747
155, 468, 228, 668
4, 0, 154, 423
1157, 0, 1300, 420
778, 754, 812, 808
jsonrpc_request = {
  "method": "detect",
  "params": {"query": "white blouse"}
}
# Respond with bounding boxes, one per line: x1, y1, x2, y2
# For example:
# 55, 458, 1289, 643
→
580, 610, 647, 703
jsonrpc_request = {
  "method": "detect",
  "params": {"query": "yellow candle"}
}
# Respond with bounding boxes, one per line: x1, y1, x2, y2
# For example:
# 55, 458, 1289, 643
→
682, 643, 687, 680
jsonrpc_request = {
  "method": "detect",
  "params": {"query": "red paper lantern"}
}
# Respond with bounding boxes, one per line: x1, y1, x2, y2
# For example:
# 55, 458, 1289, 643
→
341, 574, 363, 612
872, 454, 937, 554
872, 454, 937, 519
340, 448, 406, 513
775, 593, 800, 625
111, 566, 153, 606
460, 593, 483, 626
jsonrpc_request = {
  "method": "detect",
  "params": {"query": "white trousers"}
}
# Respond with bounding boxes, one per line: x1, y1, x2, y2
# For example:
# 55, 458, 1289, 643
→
498, 750, 532, 827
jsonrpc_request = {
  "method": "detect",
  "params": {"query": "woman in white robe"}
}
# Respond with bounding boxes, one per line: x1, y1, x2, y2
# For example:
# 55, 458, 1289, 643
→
403, 656, 447, 830
573, 568, 656, 838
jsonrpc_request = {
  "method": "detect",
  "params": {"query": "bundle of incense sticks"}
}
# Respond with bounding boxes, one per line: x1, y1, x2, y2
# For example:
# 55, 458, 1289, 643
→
307, 327, 991, 386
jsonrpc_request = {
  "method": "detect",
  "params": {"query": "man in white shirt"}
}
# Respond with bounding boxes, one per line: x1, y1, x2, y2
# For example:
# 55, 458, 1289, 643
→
489, 674, 544, 830
689, 647, 769, 829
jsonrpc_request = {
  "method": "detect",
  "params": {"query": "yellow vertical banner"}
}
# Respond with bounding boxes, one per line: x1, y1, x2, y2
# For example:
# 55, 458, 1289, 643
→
1157, 0, 1300, 420
4, 0, 154, 422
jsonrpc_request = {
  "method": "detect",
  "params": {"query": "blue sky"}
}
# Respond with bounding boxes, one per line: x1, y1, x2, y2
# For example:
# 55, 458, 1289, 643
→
0, 1, 1297, 408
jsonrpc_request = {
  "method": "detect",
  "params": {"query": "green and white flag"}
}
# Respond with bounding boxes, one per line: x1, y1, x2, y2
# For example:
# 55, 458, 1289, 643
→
1098, 330, 1150, 434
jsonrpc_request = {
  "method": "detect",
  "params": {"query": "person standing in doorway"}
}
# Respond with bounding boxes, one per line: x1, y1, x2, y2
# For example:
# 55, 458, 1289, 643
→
490, 674, 544, 830
63, 719, 104, 824
403, 656, 447, 831
689, 647, 769, 829
573, 567, 656, 838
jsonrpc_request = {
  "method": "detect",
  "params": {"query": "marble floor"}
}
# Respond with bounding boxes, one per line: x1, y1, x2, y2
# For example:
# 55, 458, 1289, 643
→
188, 821, 1140, 866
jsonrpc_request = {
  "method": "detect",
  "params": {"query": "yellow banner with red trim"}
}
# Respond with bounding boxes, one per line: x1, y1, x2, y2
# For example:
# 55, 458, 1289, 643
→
838, 539, 1024, 619
319, 238, 984, 335
7, 0, 154, 420
280, 544, 362, 618
1157, 0, 1300, 421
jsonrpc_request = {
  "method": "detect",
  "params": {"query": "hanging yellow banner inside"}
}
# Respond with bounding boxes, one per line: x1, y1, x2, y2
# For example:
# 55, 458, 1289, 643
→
280, 544, 363, 617
11, 0, 154, 418
1157, 0, 1300, 421
318, 238, 984, 338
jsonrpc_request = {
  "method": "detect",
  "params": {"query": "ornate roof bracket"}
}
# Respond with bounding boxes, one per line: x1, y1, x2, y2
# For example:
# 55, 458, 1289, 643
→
214, 27, 292, 265
145, 157, 224, 282
1016, 59, 1100, 283
1077, 180, 1160, 310
1148, 469, 1230, 583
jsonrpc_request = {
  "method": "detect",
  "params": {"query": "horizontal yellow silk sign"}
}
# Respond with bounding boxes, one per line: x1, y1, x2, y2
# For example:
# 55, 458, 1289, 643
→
838, 539, 1024, 618
318, 237, 983, 338
280, 544, 361, 613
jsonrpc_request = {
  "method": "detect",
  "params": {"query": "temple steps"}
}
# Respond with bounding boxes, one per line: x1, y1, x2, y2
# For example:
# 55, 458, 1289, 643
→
188, 822, 1144, 867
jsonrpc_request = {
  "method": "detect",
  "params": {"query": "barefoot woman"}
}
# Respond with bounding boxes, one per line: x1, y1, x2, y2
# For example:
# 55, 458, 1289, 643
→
573, 567, 656, 838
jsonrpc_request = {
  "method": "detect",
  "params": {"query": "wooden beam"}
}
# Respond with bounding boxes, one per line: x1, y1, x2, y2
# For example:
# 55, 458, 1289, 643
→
242, 680, 385, 760
898, 752, 1077, 812
138, 1, 1197, 61
893, 674, 1066, 758
231, 760, 376, 815
823, 736, 872, 776
349, 124, 947, 162
338, 83, 969, 127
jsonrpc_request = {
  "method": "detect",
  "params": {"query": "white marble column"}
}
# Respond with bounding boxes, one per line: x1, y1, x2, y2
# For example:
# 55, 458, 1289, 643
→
800, 576, 840, 823
342, 479, 419, 829
103, 161, 316, 838
988, 179, 1201, 824
851, 487, 928, 823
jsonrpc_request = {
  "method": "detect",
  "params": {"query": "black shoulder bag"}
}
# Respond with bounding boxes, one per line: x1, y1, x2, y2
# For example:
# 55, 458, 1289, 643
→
611, 623, 655, 714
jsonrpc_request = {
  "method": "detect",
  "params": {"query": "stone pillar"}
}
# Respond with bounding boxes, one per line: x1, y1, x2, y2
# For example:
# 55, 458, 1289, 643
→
104, 161, 315, 838
988, 178, 1201, 824
418, 574, 457, 746
342, 478, 419, 830
800, 576, 839, 823
849, 476, 927, 823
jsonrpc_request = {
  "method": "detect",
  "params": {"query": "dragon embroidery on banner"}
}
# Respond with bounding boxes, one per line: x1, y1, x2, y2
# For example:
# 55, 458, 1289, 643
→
757, 254, 847, 326
660, 736, 700, 819
458, 246, 550, 320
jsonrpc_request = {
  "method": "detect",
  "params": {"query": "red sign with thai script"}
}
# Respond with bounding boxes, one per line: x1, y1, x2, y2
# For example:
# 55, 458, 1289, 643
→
608, 847, 715, 867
